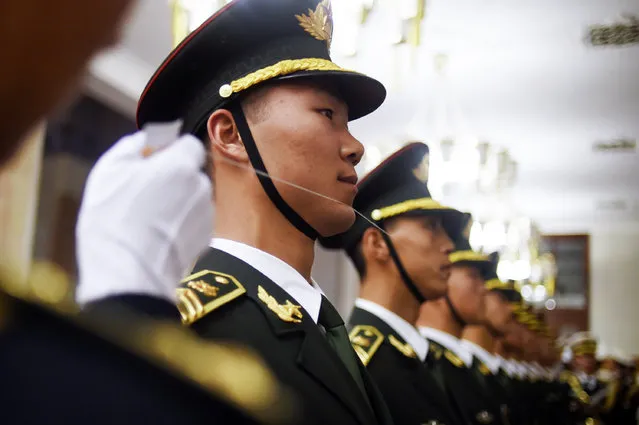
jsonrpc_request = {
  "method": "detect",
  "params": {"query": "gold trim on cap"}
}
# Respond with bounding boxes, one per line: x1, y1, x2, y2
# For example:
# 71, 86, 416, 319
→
219, 57, 348, 99
370, 197, 451, 222
449, 250, 489, 264
485, 279, 512, 290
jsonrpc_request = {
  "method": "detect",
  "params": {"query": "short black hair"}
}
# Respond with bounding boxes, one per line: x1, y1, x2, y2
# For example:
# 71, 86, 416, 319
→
347, 242, 367, 278
347, 217, 404, 279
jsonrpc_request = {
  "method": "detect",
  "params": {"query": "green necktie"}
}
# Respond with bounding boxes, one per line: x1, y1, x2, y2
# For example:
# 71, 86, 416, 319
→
319, 295, 370, 402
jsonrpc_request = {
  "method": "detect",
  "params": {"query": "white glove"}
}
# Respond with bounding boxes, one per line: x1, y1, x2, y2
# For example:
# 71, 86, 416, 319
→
75, 122, 213, 306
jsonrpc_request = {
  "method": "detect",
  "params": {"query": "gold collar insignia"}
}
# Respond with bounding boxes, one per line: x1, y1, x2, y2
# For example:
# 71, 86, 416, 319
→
295, 0, 333, 49
388, 335, 417, 359
444, 350, 465, 368
257, 285, 303, 323
479, 362, 492, 376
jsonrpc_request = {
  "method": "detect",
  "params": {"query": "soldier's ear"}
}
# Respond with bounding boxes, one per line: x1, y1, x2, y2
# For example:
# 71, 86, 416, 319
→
360, 227, 391, 265
207, 109, 249, 164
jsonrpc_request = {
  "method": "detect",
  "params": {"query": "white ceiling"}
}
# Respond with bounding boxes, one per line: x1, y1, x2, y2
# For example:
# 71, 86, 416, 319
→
88, 0, 639, 231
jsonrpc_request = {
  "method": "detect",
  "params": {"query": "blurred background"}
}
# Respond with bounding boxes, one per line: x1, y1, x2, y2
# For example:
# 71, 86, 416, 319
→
0, 0, 637, 353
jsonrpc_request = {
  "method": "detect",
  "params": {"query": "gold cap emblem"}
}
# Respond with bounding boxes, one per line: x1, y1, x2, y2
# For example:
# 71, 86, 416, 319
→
412, 153, 430, 183
295, 0, 333, 49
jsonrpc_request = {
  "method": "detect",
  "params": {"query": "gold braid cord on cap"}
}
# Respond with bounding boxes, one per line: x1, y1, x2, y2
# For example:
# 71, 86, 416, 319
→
485, 279, 511, 290
219, 58, 349, 98
449, 250, 489, 264
371, 197, 451, 221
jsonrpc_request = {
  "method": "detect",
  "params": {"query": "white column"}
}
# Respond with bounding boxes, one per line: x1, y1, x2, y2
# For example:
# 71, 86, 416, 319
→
0, 124, 45, 283
590, 223, 639, 355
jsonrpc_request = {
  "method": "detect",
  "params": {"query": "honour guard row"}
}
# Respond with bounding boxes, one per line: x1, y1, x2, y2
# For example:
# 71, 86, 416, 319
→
0, 0, 637, 424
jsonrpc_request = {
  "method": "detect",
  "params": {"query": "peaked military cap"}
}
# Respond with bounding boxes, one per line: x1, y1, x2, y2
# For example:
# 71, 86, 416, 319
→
319, 142, 464, 254
483, 253, 523, 302
137, 0, 386, 136
566, 331, 598, 356
448, 213, 492, 278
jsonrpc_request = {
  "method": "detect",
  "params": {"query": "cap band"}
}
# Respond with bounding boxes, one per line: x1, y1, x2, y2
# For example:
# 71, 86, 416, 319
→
486, 278, 511, 290
371, 197, 450, 221
220, 58, 348, 98
449, 250, 489, 264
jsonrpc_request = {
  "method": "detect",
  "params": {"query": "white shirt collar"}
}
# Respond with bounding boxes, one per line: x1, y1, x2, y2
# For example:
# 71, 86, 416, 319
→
211, 238, 324, 323
506, 359, 522, 377
419, 326, 473, 366
495, 355, 512, 376
461, 339, 500, 373
524, 362, 540, 377
354, 298, 428, 361
513, 360, 528, 377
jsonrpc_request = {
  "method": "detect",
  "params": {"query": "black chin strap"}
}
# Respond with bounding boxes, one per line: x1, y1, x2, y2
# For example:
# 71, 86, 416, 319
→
379, 227, 426, 304
230, 103, 319, 240
444, 294, 466, 327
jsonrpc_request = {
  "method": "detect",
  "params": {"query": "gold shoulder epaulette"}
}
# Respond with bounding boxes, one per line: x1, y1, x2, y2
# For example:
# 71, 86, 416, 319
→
95, 317, 293, 424
1, 268, 292, 425
177, 270, 246, 325
349, 325, 383, 366
559, 370, 571, 382
388, 334, 417, 359
563, 371, 591, 405
0, 261, 77, 315
444, 350, 465, 368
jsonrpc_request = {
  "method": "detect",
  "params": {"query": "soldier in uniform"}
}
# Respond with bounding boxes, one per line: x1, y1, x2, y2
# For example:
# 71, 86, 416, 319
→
319, 142, 466, 425
459, 255, 519, 425
0, 0, 296, 423
560, 332, 607, 424
80, 1, 394, 424
416, 218, 507, 425
490, 285, 539, 425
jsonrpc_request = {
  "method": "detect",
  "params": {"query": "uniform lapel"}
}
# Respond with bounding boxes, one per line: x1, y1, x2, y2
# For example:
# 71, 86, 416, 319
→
296, 330, 378, 425
201, 248, 377, 425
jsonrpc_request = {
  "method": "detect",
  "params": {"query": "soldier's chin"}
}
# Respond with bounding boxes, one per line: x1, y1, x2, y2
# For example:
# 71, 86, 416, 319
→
315, 206, 356, 238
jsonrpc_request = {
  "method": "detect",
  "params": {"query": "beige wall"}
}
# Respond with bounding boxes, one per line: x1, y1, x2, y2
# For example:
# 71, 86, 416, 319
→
34, 154, 92, 279
589, 224, 639, 355
313, 244, 360, 318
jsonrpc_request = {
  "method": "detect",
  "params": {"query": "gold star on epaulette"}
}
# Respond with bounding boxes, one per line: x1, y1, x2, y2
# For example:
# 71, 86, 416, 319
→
177, 270, 246, 325
444, 350, 465, 368
349, 325, 383, 366
388, 334, 417, 359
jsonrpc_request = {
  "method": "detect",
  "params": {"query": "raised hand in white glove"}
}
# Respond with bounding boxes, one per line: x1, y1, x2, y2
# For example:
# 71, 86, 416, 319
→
75, 122, 213, 306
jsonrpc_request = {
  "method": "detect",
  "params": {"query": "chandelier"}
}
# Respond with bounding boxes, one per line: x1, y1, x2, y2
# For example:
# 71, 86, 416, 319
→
331, 0, 426, 57
422, 54, 518, 200
171, 0, 233, 45
172, 1, 426, 54
469, 216, 557, 307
